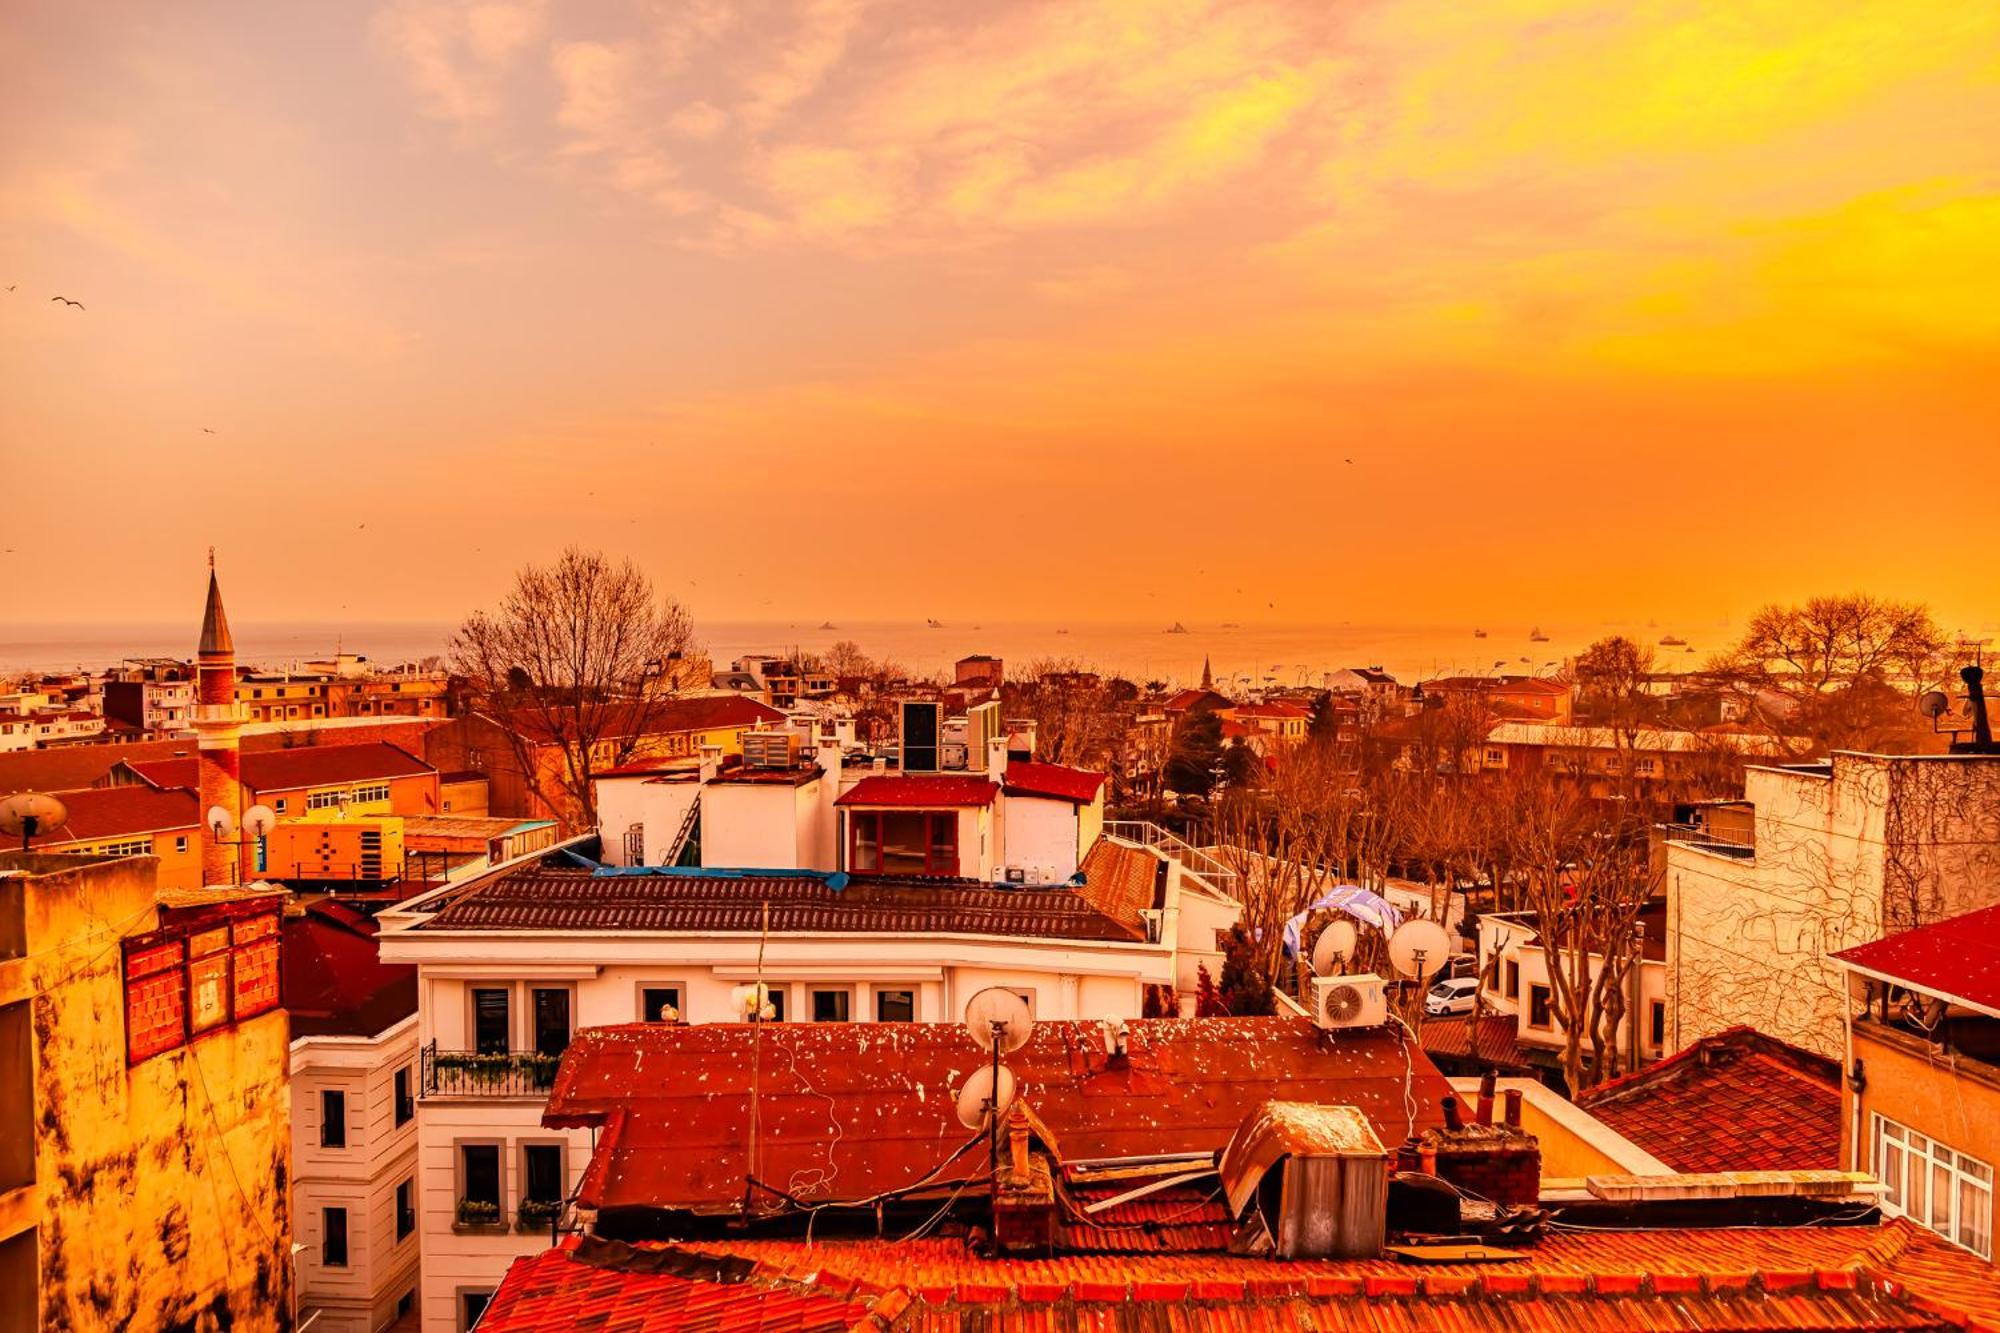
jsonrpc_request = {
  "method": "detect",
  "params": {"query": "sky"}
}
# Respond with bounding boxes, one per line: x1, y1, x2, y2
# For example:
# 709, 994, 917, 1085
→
2, 0, 1996, 635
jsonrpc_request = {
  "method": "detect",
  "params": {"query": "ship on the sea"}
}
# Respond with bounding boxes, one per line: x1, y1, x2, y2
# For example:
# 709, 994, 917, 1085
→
1473, 628, 1487, 638
1529, 627, 1550, 642
1659, 634, 1687, 647
1165, 622, 1190, 634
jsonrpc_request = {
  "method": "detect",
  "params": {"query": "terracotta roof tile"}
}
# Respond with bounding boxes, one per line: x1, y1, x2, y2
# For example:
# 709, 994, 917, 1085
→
414, 865, 1140, 940
1578, 1027, 1840, 1174
125, 740, 434, 794
39, 784, 198, 842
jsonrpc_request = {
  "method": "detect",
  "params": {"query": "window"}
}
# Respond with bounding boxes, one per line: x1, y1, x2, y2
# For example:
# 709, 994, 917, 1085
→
353, 783, 390, 804
96, 838, 150, 857
532, 987, 572, 1057
1527, 984, 1553, 1030
811, 988, 851, 1022
848, 811, 958, 876
397, 1291, 415, 1319
459, 1143, 501, 1211
1874, 1115, 1992, 1258
765, 988, 787, 1022
394, 1067, 414, 1125
1648, 1001, 1666, 1049
522, 1143, 564, 1204
875, 989, 916, 1023
307, 790, 342, 810
273, 797, 287, 813
1504, 960, 1520, 1001
396, 1179, 416, 1239
640, 985, 682, 1023
320, 1090, 346, 1148
175, 835, 188, 853
471, 988, 510, 1054
322, 1207, 348, 1267
460, 1291, 493, 1332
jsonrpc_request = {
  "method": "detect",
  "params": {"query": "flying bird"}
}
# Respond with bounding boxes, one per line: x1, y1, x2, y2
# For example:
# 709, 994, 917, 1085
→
50, 296, 84, 309
202, 428, 216, 435
1344, 457, 1354, 464
5, 285, 15, 293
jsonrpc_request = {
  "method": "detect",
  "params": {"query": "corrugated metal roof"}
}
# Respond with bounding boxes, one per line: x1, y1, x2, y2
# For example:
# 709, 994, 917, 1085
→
1002, 761, 1107, 805
1832, 902, 2000, 1016
542, 1017, 1449, 1213
836, 775, 1000, 808
413, 866, 1142, 940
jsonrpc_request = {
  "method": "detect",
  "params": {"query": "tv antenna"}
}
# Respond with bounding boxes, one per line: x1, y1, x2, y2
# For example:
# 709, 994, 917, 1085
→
1387, 918, 1451, 982
1311, 919, 1359, 976
0, 792, 68, 853
962, 987, 1034, 1172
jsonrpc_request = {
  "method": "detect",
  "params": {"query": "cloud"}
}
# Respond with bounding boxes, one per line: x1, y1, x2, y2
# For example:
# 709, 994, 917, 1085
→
370, 0, 546, 123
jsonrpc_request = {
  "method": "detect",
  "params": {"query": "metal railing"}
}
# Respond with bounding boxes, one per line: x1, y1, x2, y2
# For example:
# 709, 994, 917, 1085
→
1657, 822, 1756, 859
1104, 820, 1240, 901
420, 1040, 562, 1097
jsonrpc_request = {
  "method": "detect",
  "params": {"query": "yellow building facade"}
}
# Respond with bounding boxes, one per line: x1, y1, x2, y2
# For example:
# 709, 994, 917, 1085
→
0, 851, 293, 1331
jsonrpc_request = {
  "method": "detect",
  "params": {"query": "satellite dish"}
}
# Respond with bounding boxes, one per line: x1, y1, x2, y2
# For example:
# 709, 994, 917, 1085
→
963, 987, 1034, 1053
1918, 690, 1950, 720
0, 792, 68, 842
954, 1064, 1017, 1131
242, 804, 277, 839
206, 805, 237, 838
1311, 920, 1359, 976
1387, 919, 1452, 980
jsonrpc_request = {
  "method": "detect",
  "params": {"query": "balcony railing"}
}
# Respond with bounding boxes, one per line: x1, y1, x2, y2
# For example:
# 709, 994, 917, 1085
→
1657, 821, 1756, 859
420, 1041, 563, 1097
1104, 820, 1241, 902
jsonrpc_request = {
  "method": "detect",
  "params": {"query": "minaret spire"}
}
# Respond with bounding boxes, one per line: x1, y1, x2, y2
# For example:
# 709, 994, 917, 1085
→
1201, 655, 1213, 690
194, 560, 245, 885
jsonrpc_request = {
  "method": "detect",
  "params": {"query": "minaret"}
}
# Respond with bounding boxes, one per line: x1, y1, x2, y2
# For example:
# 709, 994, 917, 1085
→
194, 555, 246, 885
1201, 656, 1213, 691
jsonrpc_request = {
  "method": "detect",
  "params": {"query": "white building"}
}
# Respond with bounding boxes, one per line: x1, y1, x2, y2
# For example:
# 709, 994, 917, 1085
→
1476, 905, 1670, 1073
377, 715, 1240, 1333
1662, 752, 2000, 1059
286, 901, 423, 1332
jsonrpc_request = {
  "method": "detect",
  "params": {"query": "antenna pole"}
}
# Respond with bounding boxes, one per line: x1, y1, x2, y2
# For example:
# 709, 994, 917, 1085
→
989, 1021, 1004, 1175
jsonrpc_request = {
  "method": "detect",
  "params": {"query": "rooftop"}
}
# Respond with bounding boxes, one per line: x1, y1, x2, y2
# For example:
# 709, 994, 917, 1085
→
281, 900, 418, 1039
37, 784, 198, 842
544, 1016, 1447, 1214
481, 1218, 2000, 1333
835, 774, 1000, 808
1833, 901, 2000, 1017
405, 856, 1148, 941
1578, 1027, 1841, 1174
123, 740, 434, 794
1000, 760, 1106, 805
488, 695, 787, 744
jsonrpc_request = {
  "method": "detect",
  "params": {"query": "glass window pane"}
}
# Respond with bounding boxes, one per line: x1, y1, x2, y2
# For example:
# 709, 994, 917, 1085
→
532, 989, 571, 1058
462, 1144, 500, 1207
812, 989, 849, 1022
472, 988, 510, 1054
642, 987, 680, 1022
524, 1144, 563, 1203
876, 989, 915, 1022
880, 811, 928, 875
852, 814, 880, 872
1933, 1162, 1954, 1231
1881, 1141, 1903, 1210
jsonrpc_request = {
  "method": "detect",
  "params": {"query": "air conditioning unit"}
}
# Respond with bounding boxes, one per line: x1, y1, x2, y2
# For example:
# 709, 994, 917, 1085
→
742, 731, 797, 770
1312, 973, 1388, 1030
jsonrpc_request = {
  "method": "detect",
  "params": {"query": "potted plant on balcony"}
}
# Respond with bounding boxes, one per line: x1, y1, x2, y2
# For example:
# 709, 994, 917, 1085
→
515, 1197, 563, 1231
455, 1198, 502, 1229
523, 1051, 563, 1088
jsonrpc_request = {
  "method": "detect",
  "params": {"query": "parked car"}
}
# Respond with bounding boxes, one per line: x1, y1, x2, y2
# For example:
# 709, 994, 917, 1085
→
1424, 974, 1479, 1017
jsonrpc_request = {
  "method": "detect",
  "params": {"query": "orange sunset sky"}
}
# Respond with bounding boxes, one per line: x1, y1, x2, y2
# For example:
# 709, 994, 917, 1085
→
1, 1, 1996, 632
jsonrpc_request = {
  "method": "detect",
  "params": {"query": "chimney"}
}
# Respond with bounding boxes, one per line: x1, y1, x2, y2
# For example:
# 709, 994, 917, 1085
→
1398, 1085, 1542, 1206
986, 735, 1008, 784
698, 744, 722, 784
991, 1106, 1057, 1252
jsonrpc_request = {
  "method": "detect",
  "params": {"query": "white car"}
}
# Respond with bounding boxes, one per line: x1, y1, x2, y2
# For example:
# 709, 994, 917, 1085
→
1424, 975, 1479, 1017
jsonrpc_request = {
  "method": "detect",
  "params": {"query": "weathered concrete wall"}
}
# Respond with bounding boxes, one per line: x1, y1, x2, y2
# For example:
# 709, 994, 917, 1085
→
1, 852, 294, 1332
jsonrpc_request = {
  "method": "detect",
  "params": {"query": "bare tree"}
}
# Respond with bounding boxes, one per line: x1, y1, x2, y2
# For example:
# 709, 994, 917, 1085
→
451, 548, 695, 827
821, 639, 874, 679
1715, 594, 1949, 754
1003, 658, 1131, 771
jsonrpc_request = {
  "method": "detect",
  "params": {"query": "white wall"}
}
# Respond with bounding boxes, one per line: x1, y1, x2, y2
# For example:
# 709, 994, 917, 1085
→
292, 1017, 422, 1333
1002, 797, 1085, 882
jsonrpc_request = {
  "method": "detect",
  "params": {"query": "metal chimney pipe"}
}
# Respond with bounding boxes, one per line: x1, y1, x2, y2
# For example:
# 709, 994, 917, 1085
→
1475, 1070, 1497, 1127
1441, 1095, 1464, 1131
1503, 1088, 1523, 1129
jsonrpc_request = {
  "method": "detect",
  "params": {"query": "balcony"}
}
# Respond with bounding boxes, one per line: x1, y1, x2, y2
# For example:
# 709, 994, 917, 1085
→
420, 1041, 563, 1097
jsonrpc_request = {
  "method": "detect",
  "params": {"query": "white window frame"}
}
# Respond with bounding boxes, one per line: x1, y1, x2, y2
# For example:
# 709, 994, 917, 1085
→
1873, 1113, 1992, 1259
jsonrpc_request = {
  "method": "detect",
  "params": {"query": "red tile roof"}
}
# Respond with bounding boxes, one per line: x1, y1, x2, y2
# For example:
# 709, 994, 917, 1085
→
1833, 902, 2000, 1015
413, 866, 1142, 941
542, 1017, 1450, 1214
480, 1237, 871, 1333
39, 784, 198, 842
1578, 1027, 1841, 1175
490, 695, 787, 745
483, 1221, 2000, 1333
282, 901, 417, 1039
1001, 760, 1106, 805
1232, 702, 1309, 720
1419, 1014, 1534, 1070
0, 719, 439, 796
124, 740, 434, 794
836, 775, 999, 808
1163, 689, 1233, 713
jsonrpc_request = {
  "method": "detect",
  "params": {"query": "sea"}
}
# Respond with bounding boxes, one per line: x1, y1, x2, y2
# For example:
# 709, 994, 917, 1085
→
0, 618, 1723, 687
